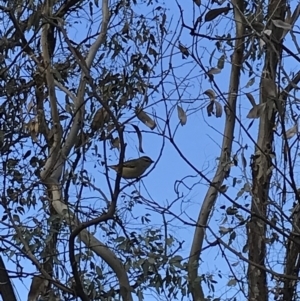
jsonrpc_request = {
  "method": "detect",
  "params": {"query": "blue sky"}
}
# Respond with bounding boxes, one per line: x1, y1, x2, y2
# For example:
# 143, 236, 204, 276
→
3, 0, 300, 300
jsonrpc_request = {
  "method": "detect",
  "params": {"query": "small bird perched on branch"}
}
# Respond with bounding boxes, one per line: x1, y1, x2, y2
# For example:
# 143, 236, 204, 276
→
108, 156, 154, 179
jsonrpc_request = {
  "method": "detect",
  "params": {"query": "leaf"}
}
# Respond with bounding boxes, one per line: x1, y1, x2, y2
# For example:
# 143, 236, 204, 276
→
246, 106, 258, 119
245, 77, 255, 88
121, 22, 129, 35
272, 19, 292, 30
23, 150, 31, 160
284, 124, 298, 139
177, 106, 187, 125
232, 155, 238, 166
204, 6, 231, 22
226, 207, 238, 215
209, 48, 216, 66
204, 89, 216, 101
207, 102, 214, 116
89, 1, 93, 15
241, 152, 247, 168
135, 108, 156, 130
193, 0, 201, 6
247, 103, 266, 119
219, 226, 231, 234
208, 67, 221, 75
131, 124, 144, 153
229, 231, 236, 245
221, 216, 228, 225
242, 243, 249, 253
91, 107, 110, 132
148, 47, 158, 59
96, 266, 102, 277
245, 93, 256, 107
215, 101, 223, 118
217, 55, 225, 69
178, 43, 189, 58
227, 278, 237, 287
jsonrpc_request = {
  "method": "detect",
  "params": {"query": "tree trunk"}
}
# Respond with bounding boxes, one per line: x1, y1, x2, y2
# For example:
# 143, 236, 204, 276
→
248, 0, 286, 299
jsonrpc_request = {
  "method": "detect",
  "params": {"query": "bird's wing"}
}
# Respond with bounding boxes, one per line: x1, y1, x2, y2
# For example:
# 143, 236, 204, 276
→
122, 161, 136, 168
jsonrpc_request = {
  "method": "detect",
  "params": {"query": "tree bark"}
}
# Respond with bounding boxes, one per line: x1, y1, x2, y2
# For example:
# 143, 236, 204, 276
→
0, 255, 17, 301
247, 0, 286, 300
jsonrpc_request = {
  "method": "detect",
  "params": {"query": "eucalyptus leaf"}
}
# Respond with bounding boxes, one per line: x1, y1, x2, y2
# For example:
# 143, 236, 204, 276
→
121, 22, 130, 35
227, 278, 237, 287
204, 89, 216, 101
177, 106, 187, 125
284, 124, 298, 139
208, 67, 221, 75
91, 107, 110, 132
219, 226, 231, 234
217, 55, 225, 69
241, 152, 247, 168
245, 93, 256, 107
178, 43, 189, 58
246, 77, 255, 88
246, 105, 260, 119
272, 19, 292, 30
205, 6, 231, 22
131, 124, 144, 153
135, 108, 156, 130
248, 103, 266, 120
226, 207, 238, 215
209, 48, 216, 66
207, 102, 214, 116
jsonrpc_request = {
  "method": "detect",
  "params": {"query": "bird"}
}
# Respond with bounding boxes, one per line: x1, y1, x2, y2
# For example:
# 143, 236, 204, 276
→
108, 156, 154, 179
